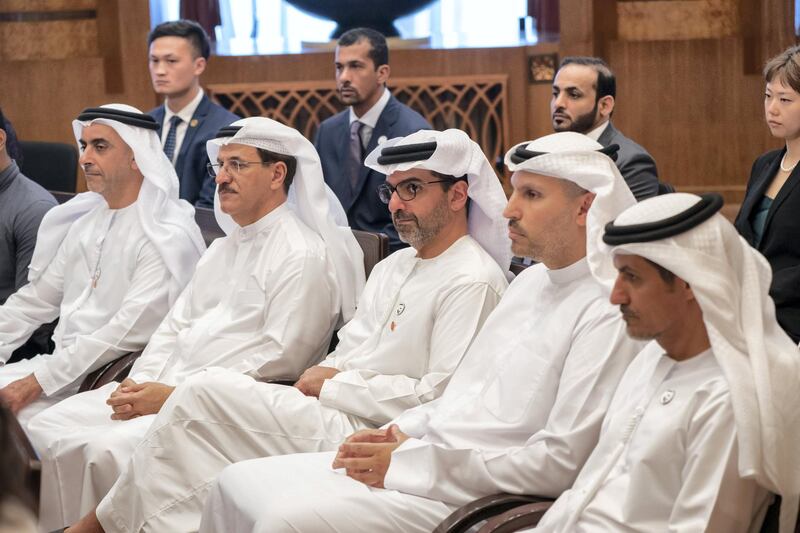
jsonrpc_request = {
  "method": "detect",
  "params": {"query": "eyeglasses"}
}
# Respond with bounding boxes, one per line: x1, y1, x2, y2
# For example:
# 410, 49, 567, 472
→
377, 179, 454, 204
207, 160, 272, 177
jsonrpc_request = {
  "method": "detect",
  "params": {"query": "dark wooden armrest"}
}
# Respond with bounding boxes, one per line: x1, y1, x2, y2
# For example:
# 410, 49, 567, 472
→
433, 494, 552, 533
78, 350, 143, 393
8, 411, 41, 509
257, 378, 296, 386
478, 501, 554, 533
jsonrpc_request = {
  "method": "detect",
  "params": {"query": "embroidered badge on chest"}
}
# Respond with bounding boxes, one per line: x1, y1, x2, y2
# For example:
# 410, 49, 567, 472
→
660, 389, 675, 405
390, 303, 406, 332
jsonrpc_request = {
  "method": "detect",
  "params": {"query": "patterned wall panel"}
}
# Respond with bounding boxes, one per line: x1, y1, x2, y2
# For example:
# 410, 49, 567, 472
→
207, 75, 510, 170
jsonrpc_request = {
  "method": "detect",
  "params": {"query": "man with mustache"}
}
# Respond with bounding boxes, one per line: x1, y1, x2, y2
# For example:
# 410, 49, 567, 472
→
0, 104, 205, 425
315, 27, 430, 252
64, 129, 510, 533
26, 117, 364, 531
552, 56, 659, 200
531, 192, 799, 532
191, 132, 644, 533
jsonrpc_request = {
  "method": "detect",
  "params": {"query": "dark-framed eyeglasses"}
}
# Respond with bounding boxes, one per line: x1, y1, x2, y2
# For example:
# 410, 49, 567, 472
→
207, 160, 272, 177
377, 178, 455, 204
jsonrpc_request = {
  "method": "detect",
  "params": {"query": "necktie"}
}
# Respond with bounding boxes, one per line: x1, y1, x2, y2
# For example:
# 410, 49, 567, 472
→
163, 115, 182, 163
349, 120, 364, 189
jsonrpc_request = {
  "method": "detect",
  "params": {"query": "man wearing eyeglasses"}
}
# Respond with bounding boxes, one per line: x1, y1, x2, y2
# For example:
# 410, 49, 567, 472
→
27, 117, 365, 531
64, 129, 511, 533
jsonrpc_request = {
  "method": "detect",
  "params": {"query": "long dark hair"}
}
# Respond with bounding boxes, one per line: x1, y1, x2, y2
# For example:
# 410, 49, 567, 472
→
0, 404, 32, 511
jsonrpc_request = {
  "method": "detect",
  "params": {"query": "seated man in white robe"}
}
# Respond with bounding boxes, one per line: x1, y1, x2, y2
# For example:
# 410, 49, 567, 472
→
25, 117, 365, 530
0, 104, 205, 426
530, 193, 800, 532
192, 134, 647, 533
65, 128, 511, 533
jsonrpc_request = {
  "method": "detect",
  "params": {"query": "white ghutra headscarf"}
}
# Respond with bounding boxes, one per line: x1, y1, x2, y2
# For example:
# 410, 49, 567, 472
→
595, 193, 800, 533
207, 117, 365, 323
365, 128, 512, 273
29, 103, 205, 305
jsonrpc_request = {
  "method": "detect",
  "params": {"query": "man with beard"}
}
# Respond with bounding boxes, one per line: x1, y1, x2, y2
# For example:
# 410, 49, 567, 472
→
192, 132, 644, 533
64, 129, 510, 533
315, 27, 430, 252
552, 56, 659, 200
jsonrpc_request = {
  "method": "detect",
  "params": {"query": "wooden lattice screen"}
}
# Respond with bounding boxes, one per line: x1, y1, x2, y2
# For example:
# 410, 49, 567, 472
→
207, 75, 510, 169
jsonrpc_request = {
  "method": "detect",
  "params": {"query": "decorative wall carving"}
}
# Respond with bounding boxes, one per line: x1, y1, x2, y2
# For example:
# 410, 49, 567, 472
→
208, 75, 510, 170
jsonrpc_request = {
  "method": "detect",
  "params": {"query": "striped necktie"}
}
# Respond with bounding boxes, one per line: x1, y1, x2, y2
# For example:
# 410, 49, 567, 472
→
163, 115, 182, 163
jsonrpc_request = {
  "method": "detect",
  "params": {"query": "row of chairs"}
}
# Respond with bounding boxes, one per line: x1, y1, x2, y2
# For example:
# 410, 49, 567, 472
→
9, 191, 389, 511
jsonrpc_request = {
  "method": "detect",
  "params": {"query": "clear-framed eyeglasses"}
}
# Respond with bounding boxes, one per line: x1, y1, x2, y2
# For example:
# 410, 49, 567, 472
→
207, 160, 272, 177
377, 178, 455, 204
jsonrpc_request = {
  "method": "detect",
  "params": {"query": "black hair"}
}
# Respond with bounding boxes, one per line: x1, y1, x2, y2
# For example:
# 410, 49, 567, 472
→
337, 27, 389, 68
148, 19, 211, 60
0, 404, 33, 513
560, 56, 616, 101
0, 107, 23, 164
256, 148, 297, 193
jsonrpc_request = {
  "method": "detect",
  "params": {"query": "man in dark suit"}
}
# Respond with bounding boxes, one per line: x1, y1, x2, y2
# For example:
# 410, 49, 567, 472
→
551, 56, 661, 200
315, 28, 431, 251
147, 20, 238, 208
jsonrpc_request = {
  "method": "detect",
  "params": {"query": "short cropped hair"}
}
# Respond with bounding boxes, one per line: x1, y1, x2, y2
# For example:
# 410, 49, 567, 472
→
764, 45, 800, 94
0, 107, 23, 163
338, 27, 389, 68
256, 148, 296, 193
148, 19, 211, 60
560, 56, 616, 101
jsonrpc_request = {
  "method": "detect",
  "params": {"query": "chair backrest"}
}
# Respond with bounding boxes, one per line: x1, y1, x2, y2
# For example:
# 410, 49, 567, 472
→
194, 206, 225, 246
352, 229, 389, 278
20, 141, 78, 192
50, 190, 76, 204
657, 181, 676, 195
78, 351, 143, 393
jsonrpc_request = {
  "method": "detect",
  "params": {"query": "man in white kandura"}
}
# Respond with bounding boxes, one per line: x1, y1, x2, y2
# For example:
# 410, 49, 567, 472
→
26, 117, 365, 530
0, 104, 204, 426
531, 193, 800, 532
65, 128, 511, 533
194, 133, 646, 533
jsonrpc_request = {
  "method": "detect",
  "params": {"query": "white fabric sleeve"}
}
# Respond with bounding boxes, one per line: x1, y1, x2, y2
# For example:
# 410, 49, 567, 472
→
669, 388, 766, 532
0, 239, 66, 364
33, 241, 171, 396
384, 314, 633, 506
317, 281, 502, 425
126, 281, 194, 384
236, 253, 336, 380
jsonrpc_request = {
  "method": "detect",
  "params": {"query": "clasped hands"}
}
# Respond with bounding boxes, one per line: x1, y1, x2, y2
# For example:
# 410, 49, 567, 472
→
331, 424, 409, 488
106, 378, 175, 420
293, 365, 339, 397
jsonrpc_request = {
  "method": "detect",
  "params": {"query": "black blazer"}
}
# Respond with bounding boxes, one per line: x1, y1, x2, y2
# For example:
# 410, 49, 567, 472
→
149, 95, 239, 208
315, 94, 431, 252
735, 148, 800, 343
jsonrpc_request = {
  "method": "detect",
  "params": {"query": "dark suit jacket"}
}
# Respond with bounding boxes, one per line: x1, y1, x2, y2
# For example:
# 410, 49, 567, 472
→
315, 94, 431, 251
598, 122, 659, 201
149, 94, 239, 208
735, 149, 800, 343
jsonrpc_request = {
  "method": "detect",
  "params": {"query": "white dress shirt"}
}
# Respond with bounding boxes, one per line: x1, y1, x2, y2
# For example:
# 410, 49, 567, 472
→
161, 88, 204, 164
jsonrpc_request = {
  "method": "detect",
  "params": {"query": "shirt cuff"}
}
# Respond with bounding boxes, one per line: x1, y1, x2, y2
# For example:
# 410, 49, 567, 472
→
33, 363, 61, 397
318, 377, 342, 407
384, 438, 430, 492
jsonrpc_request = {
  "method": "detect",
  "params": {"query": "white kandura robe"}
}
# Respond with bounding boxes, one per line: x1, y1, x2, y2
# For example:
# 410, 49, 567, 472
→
96, 234, 507, 533
0, 203, 171, 426
532, 344, 771, 533
199, 258, 643, 533
26, 204, 340, 530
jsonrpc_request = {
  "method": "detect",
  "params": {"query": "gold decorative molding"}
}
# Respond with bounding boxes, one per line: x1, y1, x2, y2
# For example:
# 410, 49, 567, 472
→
208, 75, 511, 172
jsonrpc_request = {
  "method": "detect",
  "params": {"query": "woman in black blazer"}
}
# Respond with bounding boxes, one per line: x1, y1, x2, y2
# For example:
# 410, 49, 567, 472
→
735, 45, 800, 343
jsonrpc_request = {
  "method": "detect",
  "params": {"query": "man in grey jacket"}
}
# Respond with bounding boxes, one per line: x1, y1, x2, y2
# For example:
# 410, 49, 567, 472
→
0, 108, 58, 361
551, 56, 661, 200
